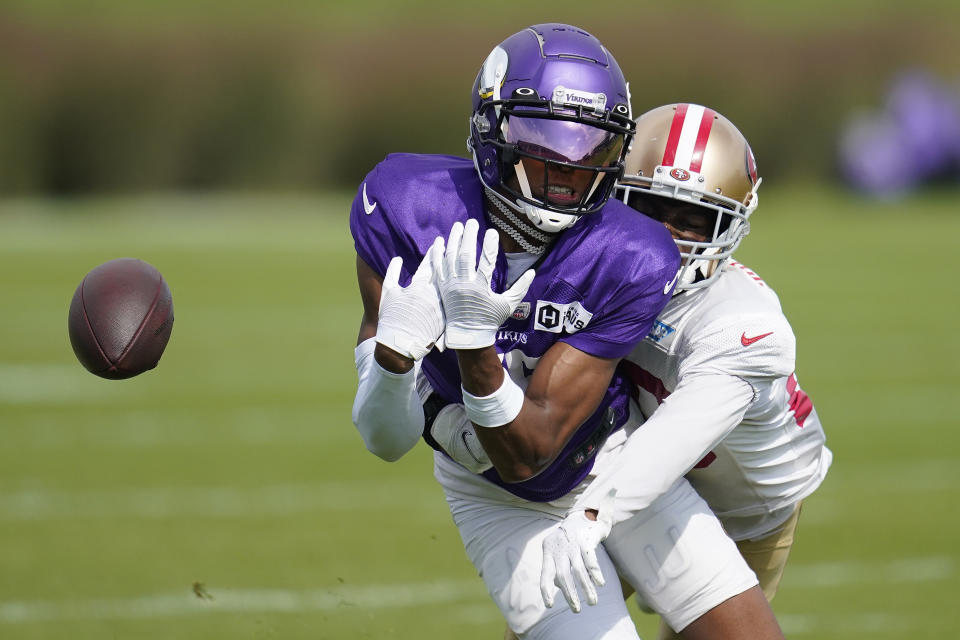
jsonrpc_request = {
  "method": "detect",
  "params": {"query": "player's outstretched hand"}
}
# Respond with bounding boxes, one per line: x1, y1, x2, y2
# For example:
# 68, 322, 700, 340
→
436, 218, 534, 349
540, 490, 617, 613
375, 237, 446, 360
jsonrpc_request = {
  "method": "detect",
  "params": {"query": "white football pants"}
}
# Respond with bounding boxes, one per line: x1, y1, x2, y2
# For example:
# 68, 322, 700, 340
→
434, 431, 757, 638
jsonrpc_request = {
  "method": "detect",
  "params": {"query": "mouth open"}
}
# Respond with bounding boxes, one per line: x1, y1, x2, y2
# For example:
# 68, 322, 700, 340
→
546, 184, 578, 205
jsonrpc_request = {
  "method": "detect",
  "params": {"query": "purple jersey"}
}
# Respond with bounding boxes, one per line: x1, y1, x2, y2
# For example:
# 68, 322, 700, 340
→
350, 153, 679, 501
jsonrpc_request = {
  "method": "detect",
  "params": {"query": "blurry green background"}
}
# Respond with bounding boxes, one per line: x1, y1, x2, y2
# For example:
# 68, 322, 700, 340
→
3, 0, 960, 194
1, 2, 958, 639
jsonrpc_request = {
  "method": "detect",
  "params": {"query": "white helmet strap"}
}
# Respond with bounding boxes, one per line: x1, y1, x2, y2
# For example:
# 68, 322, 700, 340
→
585, 172, 604, 203
514, 160, 534, 200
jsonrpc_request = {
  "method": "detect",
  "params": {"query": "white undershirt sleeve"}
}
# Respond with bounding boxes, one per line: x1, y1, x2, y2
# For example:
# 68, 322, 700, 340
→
578, 373, 756, 524
351, 337, 424, 462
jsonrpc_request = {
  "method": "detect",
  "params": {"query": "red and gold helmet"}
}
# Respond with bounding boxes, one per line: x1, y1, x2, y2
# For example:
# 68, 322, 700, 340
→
617, 103, 761, 290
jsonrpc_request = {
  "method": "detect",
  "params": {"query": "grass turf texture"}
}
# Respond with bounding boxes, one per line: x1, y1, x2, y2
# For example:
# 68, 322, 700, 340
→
0, 187, 956, 639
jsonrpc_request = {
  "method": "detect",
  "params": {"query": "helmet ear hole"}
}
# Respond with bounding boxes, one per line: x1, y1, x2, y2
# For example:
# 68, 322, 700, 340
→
476, 145, 499, 185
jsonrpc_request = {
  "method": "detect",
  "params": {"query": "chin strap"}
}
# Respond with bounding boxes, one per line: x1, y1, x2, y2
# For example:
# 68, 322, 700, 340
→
485, 188, 554, 255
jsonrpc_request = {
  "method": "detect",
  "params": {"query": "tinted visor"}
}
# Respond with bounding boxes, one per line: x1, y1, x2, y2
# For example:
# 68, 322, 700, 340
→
504, 116, 624, 168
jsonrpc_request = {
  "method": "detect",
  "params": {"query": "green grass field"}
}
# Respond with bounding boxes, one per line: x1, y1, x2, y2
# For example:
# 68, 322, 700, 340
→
0, 187, 957, 639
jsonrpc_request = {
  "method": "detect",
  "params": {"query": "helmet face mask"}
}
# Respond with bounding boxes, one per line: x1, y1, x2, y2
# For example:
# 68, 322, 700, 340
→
504, 111, 626, 208
469, 25, 635, 233
617, 103, 760, 291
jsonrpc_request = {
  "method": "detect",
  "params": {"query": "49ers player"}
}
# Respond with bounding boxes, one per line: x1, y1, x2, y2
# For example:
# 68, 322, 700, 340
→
538, 104, 832, 640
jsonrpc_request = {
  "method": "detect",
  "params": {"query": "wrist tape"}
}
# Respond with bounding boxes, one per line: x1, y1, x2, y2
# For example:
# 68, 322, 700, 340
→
462, 373, 524, 428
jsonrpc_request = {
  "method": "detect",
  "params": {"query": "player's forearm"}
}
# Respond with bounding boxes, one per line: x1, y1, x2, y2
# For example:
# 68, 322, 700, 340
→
457, 348, 593, 481
578, 373, 754, 522
374, 342, 414, 374
456, 347, 539, 479
352, 338, 424, 461
471, 406, 572, 482
458, 344, 620, 481
456, 346, 506, 396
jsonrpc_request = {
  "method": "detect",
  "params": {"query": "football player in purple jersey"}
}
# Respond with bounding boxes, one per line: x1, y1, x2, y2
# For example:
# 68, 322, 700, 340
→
350, 24, 783, 640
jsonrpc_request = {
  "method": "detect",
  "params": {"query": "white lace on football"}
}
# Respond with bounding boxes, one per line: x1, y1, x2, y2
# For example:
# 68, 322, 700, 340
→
485, 189, 553, 255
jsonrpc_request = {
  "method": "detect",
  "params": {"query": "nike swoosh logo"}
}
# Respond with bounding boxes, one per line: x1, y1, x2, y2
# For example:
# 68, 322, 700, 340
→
362, 183, 377, 215
663, 270, 680, 295
460, 431, 484, 464
741, 331, 774, 347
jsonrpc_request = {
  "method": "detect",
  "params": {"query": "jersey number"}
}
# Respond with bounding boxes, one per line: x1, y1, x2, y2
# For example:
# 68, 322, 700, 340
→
786, 373, 813, 427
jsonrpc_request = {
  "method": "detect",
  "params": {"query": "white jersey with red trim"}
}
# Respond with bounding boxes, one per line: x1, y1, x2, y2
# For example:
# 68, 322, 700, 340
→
587, 260, 832, 541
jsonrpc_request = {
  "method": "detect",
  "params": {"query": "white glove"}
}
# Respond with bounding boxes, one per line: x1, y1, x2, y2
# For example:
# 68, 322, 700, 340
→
435, 218, 535, 349
376, 237, 446, 360
540, 489, 617, 613
429, 403, 492, 474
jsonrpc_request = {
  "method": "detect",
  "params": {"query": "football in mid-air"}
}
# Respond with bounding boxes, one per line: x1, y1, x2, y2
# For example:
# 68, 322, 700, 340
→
68, 258, 174, 379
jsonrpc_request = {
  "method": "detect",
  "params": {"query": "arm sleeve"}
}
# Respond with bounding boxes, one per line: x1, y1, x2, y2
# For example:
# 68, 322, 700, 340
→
351, 337, 424, 462
576, 373, 756, 524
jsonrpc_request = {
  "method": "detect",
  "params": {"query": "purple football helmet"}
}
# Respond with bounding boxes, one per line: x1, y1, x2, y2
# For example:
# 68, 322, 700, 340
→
468, 24, 635, 232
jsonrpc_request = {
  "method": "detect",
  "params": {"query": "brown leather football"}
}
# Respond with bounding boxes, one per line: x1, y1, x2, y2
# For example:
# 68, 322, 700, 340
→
68, 258, 174, 379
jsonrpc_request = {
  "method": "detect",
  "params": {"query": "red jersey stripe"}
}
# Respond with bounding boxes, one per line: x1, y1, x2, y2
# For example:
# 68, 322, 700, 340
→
621, 360, 670, 405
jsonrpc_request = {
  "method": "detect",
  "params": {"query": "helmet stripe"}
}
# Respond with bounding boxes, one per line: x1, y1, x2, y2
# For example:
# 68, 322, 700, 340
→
664, 104, 706, 171
661, 103, 688, 167
746, 145, 758, 183
689, 107, 716, 173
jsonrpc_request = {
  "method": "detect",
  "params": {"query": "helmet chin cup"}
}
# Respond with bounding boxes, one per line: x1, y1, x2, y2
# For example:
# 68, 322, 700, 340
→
517, 200, 579, 232
675, 246, 724, 292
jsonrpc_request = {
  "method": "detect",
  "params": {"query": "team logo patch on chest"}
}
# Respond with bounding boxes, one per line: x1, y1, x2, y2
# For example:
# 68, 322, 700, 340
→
533, 300, 594, 334
512, 302, 531, 320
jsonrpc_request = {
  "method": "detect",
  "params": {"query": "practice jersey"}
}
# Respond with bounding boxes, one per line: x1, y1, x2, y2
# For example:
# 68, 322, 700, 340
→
350, 153, 680, 502
619, 260, 832, 540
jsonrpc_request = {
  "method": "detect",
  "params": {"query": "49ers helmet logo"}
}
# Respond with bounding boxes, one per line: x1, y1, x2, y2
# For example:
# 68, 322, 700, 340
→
669, 167, 691, 181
